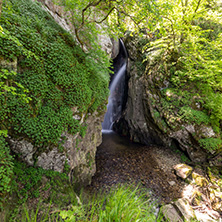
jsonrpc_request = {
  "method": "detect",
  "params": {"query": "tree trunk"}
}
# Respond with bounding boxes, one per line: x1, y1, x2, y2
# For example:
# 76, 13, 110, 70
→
0, 0, 3, 18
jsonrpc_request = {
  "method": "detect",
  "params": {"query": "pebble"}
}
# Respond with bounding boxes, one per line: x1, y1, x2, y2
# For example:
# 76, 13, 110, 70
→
168, 181, 176, 186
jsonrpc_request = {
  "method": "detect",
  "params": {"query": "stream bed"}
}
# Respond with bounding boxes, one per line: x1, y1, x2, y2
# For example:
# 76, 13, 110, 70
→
88, 131, 187, 204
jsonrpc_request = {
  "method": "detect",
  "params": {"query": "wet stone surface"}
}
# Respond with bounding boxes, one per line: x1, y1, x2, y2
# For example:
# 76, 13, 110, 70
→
88, 132, 186, 204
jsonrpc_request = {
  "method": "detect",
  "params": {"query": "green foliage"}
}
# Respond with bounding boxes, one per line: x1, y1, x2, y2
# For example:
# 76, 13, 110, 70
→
199, 138, 222, 153
179, 107, 210, 125
59, 185, 158, 222
0, 0, 109, 148
22, 201, 63, 222
149, 0, 222, 122
140, 0, 222, 152
0, 136, 14, 209
6, 160, 75, 221
6, 185, 160, 222
11, 161, 69, 205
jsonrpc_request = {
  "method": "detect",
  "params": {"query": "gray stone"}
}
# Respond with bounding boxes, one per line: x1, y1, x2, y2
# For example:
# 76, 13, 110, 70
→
37, 148, 66, 172
161, 204, 183, 222
66, 110, 105, 186
97, 25, 113, 57
9, 138, 36, 165
9, 110, 105, 187
174, 198, 195, 221
111, 38, 120, 59
199, 126, 216, 138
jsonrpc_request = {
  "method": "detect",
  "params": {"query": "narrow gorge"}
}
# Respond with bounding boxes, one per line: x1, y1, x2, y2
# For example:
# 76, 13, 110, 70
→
0, 0, 222, 221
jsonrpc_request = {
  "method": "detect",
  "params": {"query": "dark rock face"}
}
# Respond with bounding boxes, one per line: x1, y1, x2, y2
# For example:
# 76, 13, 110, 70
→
115, 34, 217, 163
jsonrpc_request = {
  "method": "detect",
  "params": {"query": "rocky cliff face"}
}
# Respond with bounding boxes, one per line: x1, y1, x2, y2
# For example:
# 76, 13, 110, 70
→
9, 110, 104, 187
35, 0, 118, 59
115, 34, 220, 164
4, 0, 119, 188
3, 57, 103, 187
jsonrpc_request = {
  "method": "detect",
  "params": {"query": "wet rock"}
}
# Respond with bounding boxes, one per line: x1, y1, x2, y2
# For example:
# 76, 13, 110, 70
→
174, 163, 193, 179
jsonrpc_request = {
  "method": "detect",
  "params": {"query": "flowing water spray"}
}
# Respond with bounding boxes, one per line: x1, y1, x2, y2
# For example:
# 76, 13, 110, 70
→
102, 40, 127, 132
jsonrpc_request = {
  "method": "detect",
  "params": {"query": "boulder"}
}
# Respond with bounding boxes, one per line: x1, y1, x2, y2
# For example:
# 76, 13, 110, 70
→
161, 204, 183, 222
174, 164, 193, 179
174, 198, 195, 221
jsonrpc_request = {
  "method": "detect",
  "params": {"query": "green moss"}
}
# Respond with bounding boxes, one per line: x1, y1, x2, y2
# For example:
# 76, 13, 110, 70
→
199, 138, 222, 153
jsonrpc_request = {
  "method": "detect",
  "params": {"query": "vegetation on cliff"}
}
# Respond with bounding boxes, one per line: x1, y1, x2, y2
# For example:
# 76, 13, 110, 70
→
54, 0, 222, 154
0, 0, 110, 211
143, 0, 222, 155
0, 0, 110, 146
0, 0, 222, 220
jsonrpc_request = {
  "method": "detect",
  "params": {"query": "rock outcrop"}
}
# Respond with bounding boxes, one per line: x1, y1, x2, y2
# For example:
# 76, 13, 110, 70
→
2, 45, 104, 187
4, 0, 116, 188
9, 110, 104, 187
35, 0, 117, 59
115, 33, 220, 163
161, 163, 222, 221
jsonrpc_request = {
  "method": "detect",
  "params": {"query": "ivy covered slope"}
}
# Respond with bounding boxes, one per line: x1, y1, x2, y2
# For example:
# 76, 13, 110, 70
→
118, 0, 222, 165
0, 0, 109, 147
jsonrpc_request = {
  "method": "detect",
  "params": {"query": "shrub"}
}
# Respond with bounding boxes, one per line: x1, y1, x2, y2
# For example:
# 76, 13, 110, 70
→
0, 136, 14, 209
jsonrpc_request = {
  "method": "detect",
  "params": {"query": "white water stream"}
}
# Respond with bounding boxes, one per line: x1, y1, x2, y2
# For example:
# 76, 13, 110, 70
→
102, 40, 127, 132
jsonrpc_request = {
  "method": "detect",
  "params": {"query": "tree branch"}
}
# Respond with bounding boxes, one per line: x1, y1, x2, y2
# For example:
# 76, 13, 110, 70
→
0, 0, 3, 18
81, 0, 103, 26
94, 7, 116, 24
194, 0, 202, 13
116, 8, 144, 27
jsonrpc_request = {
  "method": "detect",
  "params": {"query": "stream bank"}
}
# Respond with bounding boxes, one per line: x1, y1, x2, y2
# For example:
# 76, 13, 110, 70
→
87, 132, 222, 221
88, 131, 185, 204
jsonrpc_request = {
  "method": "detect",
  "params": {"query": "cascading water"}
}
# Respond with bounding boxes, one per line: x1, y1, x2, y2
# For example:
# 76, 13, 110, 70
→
102, 39, 128, 132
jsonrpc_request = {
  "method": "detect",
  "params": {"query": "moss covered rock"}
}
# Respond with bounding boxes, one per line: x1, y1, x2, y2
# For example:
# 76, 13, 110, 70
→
0, 0, 109, 187
115, 33, 222, 164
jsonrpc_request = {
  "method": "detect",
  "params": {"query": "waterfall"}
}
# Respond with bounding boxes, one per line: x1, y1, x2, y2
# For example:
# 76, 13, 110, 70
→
102, 39, 127, 132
